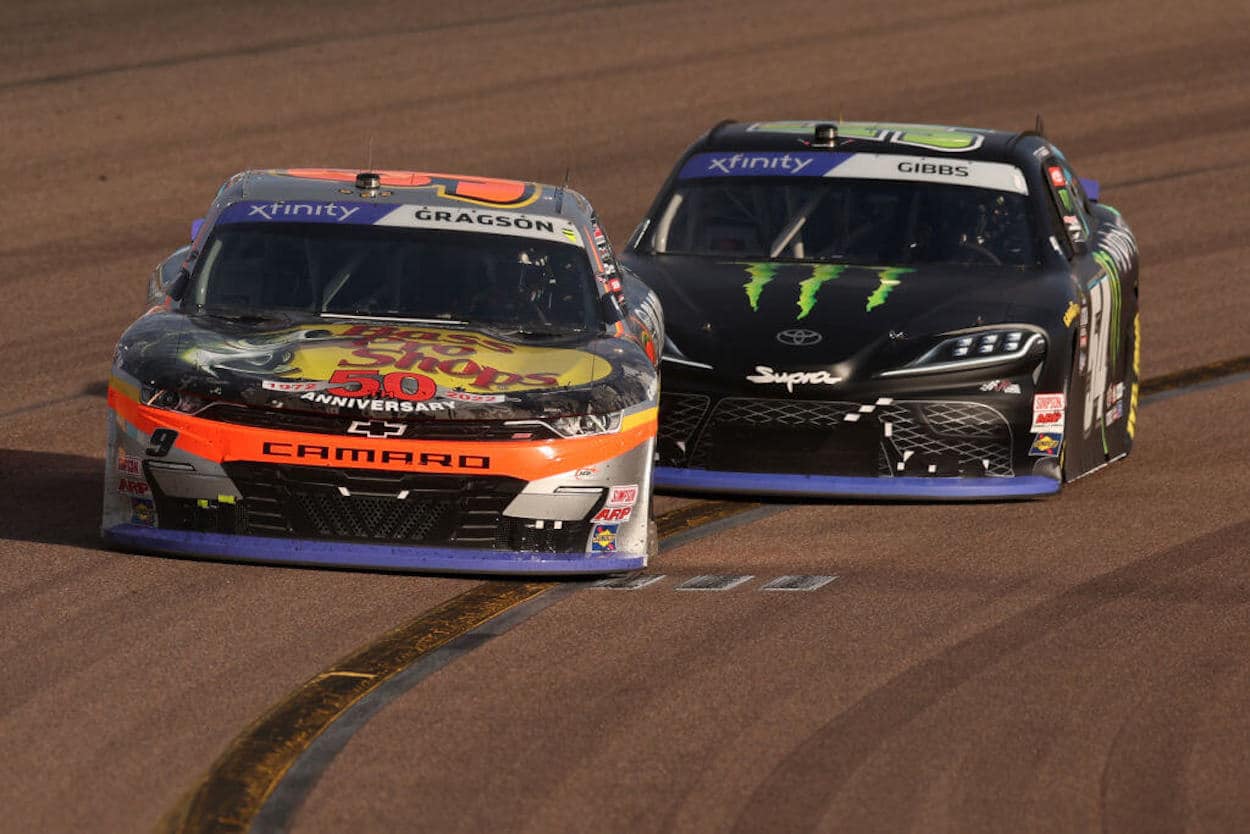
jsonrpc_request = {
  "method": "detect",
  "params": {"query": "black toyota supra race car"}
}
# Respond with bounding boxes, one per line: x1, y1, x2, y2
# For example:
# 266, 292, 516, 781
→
621, 120, 1139, 499
104, 168, 663, 573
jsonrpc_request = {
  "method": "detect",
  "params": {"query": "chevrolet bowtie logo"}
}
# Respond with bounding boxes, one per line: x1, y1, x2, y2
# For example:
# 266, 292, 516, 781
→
347, 419, 406, 438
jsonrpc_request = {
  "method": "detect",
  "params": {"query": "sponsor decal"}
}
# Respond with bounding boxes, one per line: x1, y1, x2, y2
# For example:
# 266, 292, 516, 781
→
741, 262, 780, 311
736, 263, 914, 318
679, 148, 1026, 193
590, 524, 618, 552
607, 485, 638, 508
574, 467, 599, 481
1034, 393, 1066, 411
247, 202, 360, 222
118, 478, 150, 497
979, 380, 1022, 394
117, 451, 142, 475
129, 497, 156, 526
797, 265, 844, 319
746, 366, 842, 391
592, 506, 633, 523
1105, 401, 1124, 425
705, 153, 818, 175
1030, 410, 1065, 433
1048, 166, 1067, 188
185, 323, 610, 398
1029, 432, 1063, 457
218, 201, 392, 227
262, 441, 490, 469
1063, 301, 1080, 328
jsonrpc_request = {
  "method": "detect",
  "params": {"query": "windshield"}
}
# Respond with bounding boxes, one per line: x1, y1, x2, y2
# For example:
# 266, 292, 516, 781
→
646, 179, 1039, 267
187, 223, 601, 332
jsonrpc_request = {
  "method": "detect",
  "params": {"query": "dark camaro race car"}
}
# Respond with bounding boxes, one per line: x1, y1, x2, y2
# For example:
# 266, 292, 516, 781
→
104, 168, 663, 573
621, 120, 1139, 499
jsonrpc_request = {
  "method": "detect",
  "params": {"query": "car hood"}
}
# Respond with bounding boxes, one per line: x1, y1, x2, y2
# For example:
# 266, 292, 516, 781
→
622, 254, 1044, 376
114, 312, 651, 420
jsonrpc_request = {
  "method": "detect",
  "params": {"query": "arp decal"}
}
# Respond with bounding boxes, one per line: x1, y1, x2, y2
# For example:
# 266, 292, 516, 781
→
590, 524, 619, 552
735, 263, 914, 318
591, 506, 633, 523
118, 478, 150, 497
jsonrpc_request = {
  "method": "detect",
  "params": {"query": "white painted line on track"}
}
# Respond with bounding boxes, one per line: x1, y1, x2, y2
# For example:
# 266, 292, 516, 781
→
588, 575, 667, 590
675, 574, 755, 591
759, 575, 839, 592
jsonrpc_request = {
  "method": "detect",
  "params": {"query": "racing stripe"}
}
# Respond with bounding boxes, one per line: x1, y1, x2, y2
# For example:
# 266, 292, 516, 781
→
108, 382, 656, 482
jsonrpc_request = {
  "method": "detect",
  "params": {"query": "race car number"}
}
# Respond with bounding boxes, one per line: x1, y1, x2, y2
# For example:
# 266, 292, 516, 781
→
1083, 279, 1112, 434
327, 369, 436, 402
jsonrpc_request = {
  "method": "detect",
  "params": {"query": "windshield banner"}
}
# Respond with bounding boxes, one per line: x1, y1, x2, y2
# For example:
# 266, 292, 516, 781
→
678, 152, 1027, 195
216, 202, 585, 246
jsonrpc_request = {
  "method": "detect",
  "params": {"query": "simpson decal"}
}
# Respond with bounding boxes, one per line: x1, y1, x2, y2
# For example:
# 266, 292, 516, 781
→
607, 485, 639, 508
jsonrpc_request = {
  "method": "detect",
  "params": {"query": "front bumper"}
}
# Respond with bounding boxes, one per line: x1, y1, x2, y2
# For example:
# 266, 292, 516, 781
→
654, 388, 1058, 499
103, 524, 645, 574
655, 467, 1060, 500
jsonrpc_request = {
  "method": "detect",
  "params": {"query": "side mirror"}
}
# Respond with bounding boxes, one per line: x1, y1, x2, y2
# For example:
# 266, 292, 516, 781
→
599, 293, 624, 324
147, 246, 193, 307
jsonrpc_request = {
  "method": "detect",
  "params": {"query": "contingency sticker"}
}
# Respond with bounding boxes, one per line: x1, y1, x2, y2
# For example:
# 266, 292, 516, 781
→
591, 524, 619, 552
1029, 433, 1064, 457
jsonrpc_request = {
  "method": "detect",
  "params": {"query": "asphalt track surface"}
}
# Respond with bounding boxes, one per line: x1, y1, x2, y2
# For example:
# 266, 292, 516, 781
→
2, 1, 1249, 831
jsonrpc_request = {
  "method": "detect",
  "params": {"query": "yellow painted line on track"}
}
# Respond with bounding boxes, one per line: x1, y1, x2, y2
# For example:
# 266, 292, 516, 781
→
157, 580, 554, 834
657, 500, 763, 538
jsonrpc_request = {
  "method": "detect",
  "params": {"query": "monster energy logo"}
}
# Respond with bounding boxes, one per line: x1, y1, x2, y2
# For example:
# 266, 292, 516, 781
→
735, 262, 913, 319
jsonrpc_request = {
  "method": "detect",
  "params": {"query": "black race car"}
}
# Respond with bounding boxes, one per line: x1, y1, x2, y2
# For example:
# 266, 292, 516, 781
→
621, 121, 1139, 499
104, 168, 663, 573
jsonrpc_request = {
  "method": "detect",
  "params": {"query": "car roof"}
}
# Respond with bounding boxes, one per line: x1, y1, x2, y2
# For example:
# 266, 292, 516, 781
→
214, 168, 596, 224
697, 120, 1045, 163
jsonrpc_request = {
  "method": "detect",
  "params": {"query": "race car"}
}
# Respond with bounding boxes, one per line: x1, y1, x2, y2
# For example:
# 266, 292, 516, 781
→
621, 120, 1139, 499
104, 168, 663, 573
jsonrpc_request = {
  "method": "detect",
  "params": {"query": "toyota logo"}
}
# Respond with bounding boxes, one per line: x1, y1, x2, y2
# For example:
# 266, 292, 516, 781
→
776, 328, 823, 346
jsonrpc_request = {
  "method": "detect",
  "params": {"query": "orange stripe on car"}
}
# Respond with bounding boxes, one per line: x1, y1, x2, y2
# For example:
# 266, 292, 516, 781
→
108, 382, 655, 482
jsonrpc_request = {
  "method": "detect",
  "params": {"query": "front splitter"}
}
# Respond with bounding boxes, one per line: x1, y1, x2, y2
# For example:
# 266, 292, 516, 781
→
102, 524, 646, 575
654, 467, 1061, 500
